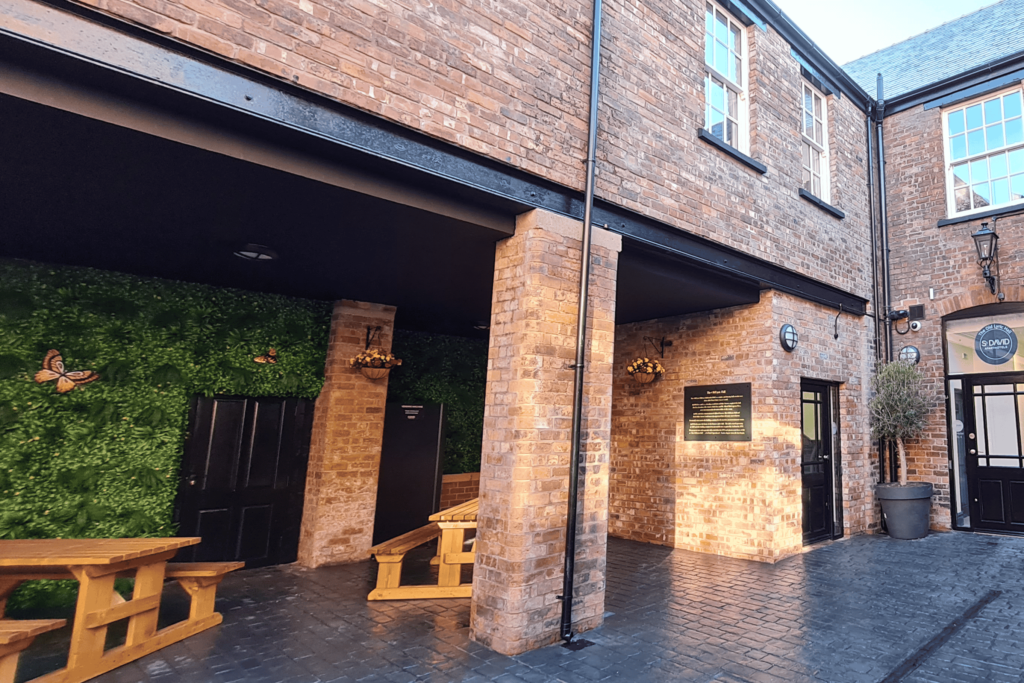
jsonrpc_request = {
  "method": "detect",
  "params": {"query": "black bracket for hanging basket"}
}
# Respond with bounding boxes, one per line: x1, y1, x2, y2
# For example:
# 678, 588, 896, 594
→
643, 336, 671, 358
365, 325, 382, 350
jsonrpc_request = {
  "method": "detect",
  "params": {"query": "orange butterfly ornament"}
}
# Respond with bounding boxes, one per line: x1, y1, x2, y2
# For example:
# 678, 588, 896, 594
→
254, 348, 278, 364
34, 349, 100, 394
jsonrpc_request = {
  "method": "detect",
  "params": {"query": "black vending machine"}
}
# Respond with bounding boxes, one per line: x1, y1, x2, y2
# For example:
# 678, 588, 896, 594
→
372, 403, 446, 545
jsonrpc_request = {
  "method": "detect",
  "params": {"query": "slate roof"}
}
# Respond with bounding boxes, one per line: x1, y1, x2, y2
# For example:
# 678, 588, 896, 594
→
843, 0, 1024, 100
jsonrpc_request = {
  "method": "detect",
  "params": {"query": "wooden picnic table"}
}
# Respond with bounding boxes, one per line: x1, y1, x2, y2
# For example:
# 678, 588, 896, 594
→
0, 538, 228, 683
367, 498, 478, 600
428, 497, 478, 596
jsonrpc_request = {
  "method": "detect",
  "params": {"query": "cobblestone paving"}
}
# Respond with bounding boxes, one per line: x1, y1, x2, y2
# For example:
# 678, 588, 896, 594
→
17, 532, 1024, 683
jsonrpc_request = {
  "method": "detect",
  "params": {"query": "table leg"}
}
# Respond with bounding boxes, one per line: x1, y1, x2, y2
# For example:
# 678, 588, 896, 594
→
125, 561, 166, 647
66, 568, 117, 671
437, 525, 465, 588
0, 578, 21, 618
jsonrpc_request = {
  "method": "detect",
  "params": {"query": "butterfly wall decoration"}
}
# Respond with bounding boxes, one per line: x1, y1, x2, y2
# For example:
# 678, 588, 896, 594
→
34, 349, 100, 394
254, 348, 278, 364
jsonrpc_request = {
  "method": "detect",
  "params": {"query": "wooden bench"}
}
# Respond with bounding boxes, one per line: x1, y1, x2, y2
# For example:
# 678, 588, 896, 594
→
164, 562, 244, 621
0, 620, 66, 683
367, 523, 442, 600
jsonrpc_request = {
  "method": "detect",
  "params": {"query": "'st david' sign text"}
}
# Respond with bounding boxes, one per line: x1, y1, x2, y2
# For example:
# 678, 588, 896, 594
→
975, 323, 1018, 365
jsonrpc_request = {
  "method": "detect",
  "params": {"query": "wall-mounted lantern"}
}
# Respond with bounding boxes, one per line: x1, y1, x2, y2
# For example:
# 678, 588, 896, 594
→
779, 324, 798, 352
971, 222, 999, 294
898, 345, 921, 365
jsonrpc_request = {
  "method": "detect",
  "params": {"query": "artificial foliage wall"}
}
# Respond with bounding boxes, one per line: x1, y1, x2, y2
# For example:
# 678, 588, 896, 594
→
388, 330, 487, 474
0, 259, 330, 606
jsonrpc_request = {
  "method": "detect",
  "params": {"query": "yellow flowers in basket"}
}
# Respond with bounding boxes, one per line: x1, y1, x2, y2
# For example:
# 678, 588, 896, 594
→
350, 349, 402, 369
626, 357, 665, 384
350, 349, 402, 380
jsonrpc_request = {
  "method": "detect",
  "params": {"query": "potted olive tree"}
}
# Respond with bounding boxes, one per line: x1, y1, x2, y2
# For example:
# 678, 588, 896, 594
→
870, 360, 933, 539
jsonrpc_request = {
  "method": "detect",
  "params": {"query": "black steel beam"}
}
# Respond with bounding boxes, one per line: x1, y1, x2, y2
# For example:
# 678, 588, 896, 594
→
1, 0, 867, 315
594, 202, 867, 315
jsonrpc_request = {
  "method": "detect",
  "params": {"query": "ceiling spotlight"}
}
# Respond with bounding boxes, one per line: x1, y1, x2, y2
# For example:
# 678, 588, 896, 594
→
233, 244, 278, 261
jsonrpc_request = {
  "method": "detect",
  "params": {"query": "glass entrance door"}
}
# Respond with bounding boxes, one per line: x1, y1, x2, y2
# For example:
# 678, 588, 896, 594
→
963, 376, 1024, 532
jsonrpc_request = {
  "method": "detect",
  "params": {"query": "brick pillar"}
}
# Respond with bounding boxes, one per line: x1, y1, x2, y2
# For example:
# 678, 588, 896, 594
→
470, 209, 621, 655
297, 299, 396, 568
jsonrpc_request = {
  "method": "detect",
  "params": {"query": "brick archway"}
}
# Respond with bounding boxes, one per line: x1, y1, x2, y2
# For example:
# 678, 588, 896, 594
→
936, 285, 1024, 318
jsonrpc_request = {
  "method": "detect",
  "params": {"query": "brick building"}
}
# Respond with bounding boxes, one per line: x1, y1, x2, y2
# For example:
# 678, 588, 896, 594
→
3, 0, 1006, 658
846, 0, 1024, 535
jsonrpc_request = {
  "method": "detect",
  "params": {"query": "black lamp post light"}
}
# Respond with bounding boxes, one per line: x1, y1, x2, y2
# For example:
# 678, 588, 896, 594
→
971, 222, 999, 294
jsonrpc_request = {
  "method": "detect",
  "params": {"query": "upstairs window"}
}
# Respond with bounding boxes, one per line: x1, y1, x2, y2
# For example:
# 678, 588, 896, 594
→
801, 82, 829, 202
704, 2, 747, 151
944, 88, 1024, 216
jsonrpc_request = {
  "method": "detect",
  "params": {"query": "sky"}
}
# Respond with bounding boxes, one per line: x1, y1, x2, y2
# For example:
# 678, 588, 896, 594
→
771, 0, 1001, 65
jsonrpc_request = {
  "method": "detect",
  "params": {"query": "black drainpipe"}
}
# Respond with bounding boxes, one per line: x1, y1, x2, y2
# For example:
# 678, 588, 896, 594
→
875, 73, 898, 484
866, 102, 887, 486
866, 103, 881, 365
560, 0, 604, 644
876, 73, 893, 365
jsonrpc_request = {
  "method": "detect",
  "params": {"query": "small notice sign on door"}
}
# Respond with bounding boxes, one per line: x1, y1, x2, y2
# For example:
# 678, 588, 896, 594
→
684, 383, 752, 442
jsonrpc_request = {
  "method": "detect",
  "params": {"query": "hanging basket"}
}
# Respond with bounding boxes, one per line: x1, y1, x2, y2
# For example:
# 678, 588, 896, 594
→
360, 366, 391, 380
632, 371, 657, 384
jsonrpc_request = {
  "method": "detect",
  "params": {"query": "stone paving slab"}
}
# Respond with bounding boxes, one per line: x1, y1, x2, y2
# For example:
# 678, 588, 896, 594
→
15, 532, 1024, 683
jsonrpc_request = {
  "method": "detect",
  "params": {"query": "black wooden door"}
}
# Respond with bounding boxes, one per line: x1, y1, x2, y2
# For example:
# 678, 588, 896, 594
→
175, 395, 315, 567
372, 404, 446, 545
964, 376, 1024, 532
801, 381, 835, 544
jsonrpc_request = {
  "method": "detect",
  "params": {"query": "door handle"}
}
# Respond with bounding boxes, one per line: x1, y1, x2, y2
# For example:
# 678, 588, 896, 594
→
822, 454, 830, 460
186, 473, 198, 486
969, 449, 977, 455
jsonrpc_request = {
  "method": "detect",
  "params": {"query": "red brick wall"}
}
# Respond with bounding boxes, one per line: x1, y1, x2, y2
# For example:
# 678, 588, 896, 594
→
439, 472, 480, 510
70, 0, 591, 191
882, 102, 1024, 529
67, 0, 872, 297
596, 1, 872, 296
610, 290, 875, 562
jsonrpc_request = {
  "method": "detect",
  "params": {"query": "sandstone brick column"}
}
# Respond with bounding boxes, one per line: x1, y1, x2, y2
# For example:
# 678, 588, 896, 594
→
470, 209, 621, 655
297, 299, 396, 568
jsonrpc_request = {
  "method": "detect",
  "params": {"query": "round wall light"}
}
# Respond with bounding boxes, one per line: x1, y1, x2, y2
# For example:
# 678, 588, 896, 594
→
898, 345, 921, 365
779, 324, 799, 352
233, 244, 278, 261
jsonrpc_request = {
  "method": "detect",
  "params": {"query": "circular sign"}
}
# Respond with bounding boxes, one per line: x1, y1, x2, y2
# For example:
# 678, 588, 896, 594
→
975, 323, 1018, 365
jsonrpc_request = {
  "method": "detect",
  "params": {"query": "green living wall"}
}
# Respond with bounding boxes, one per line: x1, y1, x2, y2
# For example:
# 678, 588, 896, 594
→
0, 259, 487, 609
388, 330, 487, 475
0, 259, 330, 608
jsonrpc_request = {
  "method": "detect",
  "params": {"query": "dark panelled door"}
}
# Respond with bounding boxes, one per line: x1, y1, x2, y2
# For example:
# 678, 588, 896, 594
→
802, 381, 835, 544
965, 376, 1024, 532
372, 404, 445, 545
175, 396, 315, 567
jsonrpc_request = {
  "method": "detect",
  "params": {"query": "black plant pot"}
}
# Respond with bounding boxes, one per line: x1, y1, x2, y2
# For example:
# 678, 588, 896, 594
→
876, 482, 933, 539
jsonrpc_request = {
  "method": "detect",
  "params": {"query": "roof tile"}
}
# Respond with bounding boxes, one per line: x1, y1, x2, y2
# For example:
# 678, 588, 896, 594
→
843, 0, 1024, 100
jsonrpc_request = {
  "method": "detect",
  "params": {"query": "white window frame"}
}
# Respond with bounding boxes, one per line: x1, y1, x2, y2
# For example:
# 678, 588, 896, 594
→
703, 0, 749, 153
942, 85, 1024, 218
800, 81, 830, 203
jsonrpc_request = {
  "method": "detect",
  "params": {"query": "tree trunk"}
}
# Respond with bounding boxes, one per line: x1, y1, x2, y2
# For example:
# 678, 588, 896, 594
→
897, 437, 908, 486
